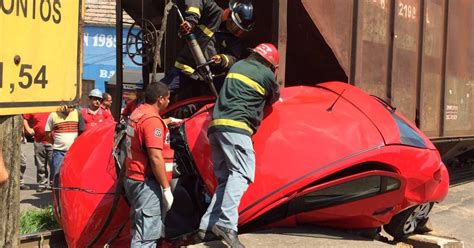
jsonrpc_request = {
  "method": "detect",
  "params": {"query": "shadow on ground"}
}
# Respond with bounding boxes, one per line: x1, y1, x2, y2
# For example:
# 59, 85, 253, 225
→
20, 186, 53, 211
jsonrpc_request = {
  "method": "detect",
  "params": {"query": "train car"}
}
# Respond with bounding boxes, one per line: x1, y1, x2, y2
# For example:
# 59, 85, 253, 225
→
120, 0, 474, 170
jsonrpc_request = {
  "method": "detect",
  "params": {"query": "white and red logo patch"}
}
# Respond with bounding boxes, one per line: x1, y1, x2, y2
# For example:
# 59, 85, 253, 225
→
154, 128, 162, 137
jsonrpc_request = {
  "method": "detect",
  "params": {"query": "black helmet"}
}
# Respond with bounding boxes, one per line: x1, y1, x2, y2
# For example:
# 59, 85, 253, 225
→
226, 0, 255, 37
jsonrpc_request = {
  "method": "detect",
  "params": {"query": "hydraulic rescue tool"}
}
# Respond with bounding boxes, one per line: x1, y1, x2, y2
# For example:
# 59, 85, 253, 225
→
174, 5, 219, 97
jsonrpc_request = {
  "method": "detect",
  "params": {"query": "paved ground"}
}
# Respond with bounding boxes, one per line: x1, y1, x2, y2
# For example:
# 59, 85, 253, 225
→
430, 180, 474, 248
19, 142, 473, 247
19, 143, 52, 213
188, 227, 394, 248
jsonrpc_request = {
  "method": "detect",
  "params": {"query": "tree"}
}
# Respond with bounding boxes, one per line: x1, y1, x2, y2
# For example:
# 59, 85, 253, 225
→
0, 115, 22, 248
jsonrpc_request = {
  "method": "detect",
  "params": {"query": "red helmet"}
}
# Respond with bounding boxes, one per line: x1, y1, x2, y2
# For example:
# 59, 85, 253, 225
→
251, 43, 279, 69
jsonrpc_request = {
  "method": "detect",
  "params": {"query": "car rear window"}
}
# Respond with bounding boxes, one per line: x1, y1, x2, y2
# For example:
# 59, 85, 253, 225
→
392, 114, 427, 148
371, 95, 427, 148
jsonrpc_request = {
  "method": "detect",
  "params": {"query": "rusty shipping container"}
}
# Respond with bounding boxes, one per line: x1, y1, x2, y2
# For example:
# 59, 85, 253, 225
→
121, 0, 474, 163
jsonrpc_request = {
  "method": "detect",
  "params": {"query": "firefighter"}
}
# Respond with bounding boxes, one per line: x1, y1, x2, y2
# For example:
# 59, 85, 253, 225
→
124, 82, 174, 248
161, 0, 255, 102
198, 43, 281, 248
210, 0, 255, 89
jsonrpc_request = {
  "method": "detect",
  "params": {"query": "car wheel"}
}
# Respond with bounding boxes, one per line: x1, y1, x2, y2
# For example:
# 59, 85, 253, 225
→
384, 202, 434, 240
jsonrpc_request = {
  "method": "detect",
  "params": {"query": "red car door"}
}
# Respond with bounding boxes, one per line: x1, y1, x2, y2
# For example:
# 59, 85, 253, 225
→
292, 170, 406, 229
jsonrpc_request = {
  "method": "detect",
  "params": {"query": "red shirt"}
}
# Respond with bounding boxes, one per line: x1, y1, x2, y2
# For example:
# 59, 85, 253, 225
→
23, 113, 51, 144
121, 99, 142, 118
100, 105, 112, 116
80, 108, 114, 130
125, 104, 170, 181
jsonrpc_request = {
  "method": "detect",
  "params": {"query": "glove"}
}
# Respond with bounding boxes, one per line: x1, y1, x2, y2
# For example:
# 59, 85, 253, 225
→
164, 117, 183, 126
162, 187, 174, 212
169, 117, 182, 123
179, 21, 194, 36
211, 54, 223, 65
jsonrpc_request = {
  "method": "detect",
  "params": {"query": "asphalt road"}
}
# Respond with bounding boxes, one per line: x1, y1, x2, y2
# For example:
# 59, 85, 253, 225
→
19, 142, 473, 247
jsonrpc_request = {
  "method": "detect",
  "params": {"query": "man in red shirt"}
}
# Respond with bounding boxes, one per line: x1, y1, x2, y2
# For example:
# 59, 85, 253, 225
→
23, 112, 53, 192
81, 89, 114, 130
101, 92, 113, 115
124, 82, 174, 247
121, 89, 145, 123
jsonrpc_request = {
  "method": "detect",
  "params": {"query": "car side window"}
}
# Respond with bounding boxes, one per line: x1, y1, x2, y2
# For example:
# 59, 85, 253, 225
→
291, 175, 401, 214
243, 174, 402, 229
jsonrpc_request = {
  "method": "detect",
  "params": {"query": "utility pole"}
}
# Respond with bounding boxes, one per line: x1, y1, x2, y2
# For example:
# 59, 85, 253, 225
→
0, 115, 22, 248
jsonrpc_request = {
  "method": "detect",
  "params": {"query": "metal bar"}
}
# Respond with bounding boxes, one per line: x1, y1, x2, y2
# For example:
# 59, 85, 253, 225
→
386, 0, 396, 101
114, 0, 124, 121
349, 0, 359, 85
271, 0, 279, 46
415, 0, 427, 128
164, 8, 178, 73
440, 0, 450, 137
277, 0, 288, 87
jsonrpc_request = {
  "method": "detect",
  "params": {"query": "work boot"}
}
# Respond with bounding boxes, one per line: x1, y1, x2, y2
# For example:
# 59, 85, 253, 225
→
211, 225, 245, 248
197, 229, 220, 242
20, 184, 31, 190
38, 179, 49, 192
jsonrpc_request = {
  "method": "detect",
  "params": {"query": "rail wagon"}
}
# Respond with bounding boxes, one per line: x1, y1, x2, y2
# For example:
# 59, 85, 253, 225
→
117, 0, 474, 168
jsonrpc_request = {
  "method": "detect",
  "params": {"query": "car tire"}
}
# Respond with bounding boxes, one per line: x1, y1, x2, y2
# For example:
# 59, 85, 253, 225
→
384, 202, 434, 240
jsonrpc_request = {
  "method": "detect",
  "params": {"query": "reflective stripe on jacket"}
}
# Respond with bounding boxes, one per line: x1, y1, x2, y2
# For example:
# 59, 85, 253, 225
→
209, 58, 280, 136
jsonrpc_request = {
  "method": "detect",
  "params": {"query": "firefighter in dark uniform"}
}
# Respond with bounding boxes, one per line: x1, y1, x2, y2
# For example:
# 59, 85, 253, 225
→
161, 0, 255, 102
198, 43, 281, 248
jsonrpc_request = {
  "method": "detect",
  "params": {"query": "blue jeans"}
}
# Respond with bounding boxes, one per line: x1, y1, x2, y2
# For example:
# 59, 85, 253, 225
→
51, 150, 66, 182
199, 131, 255, 232
124, 177, 163, 248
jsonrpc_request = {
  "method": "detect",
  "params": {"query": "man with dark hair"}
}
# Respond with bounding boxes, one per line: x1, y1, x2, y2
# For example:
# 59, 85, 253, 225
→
124, 82, 174, 248
101, 92, 113, 115
198, 43, 281, 248
45, 104, 86, 182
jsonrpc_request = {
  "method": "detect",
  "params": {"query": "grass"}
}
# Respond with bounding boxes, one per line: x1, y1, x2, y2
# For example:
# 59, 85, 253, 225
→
20, 206, 60, 234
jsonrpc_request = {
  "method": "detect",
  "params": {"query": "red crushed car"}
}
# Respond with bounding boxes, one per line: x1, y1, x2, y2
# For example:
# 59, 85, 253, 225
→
55, 82, 449, 247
